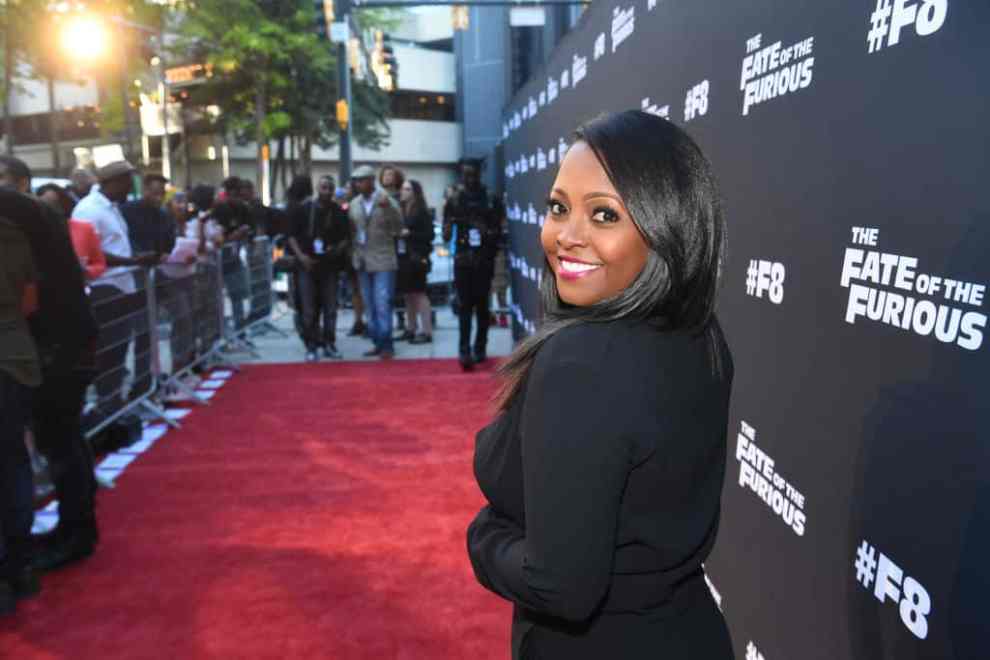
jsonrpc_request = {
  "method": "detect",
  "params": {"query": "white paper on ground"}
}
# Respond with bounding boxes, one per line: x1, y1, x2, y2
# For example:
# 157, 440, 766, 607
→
99, 453, 137, 470
200, 379, 225, 389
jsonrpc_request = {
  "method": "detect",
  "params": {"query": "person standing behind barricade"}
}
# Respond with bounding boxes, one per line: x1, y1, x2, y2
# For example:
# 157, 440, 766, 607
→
212, 178, 253, 338
397, 179, 435, 344
121, 174, 175, 395
186, 185, 224, 360
158, 190, 198, 381
35, 183, 77, 220
66, 168, 95, 208
73, 161, 161, 409
0, 213, 42, 615
349, 165, 403, 359
289, 175, 350, 361
238, 179, 277, 325
443, 157, 506, 371
0, 157, 101, 574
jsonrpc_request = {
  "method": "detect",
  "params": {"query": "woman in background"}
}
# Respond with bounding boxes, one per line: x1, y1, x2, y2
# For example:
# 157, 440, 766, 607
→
468, 111, 734, 659
397, 179, 435, 343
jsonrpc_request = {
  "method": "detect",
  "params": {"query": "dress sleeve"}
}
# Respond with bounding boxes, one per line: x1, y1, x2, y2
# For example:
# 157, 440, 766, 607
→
467, 348, 631, 622
69, 220, 107, 280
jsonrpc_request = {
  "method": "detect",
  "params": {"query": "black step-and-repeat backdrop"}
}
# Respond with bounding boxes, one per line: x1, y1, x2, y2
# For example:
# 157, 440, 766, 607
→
500, 1, 989, 658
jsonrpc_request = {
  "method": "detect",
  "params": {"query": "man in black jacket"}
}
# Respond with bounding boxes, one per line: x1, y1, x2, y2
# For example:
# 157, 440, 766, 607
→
0, 156, 101, 572
443, 158, 507, 370
288, 175, 351, 361
121, 173, 174, 393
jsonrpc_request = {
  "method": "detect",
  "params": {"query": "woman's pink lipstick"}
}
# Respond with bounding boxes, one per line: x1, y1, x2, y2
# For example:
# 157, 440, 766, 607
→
556, 255, 603, 281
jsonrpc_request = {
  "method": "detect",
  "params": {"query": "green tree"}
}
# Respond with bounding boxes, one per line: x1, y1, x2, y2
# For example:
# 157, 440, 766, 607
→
175, 0, 392, 193
1, 0, 163, 167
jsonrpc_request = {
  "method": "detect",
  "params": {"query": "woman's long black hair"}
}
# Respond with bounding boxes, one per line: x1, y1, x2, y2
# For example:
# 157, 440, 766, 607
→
495, 110, 727, 409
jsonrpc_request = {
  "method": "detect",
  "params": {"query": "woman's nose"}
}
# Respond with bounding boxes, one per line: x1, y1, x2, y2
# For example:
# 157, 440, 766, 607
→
556, 217, 587, 249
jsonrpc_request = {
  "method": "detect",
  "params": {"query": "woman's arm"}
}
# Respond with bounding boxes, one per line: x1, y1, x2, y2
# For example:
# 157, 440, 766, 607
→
467, 353, 630, 622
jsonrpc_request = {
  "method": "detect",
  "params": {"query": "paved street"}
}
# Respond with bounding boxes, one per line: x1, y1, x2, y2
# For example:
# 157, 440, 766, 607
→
233, 300, 514, 365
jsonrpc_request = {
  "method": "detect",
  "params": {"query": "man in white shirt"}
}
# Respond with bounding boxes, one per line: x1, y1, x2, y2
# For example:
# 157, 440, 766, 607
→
72, 161, 160, 407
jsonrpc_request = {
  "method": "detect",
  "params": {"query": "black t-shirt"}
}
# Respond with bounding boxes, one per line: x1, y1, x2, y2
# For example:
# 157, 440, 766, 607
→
121, 200, 177, 255
443, 185, 505, 264
290, 198, 351, 269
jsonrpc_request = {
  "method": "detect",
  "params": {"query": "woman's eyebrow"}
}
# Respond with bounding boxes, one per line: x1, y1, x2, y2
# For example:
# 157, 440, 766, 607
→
583, 191, 621, 203
551, 187, 570, 199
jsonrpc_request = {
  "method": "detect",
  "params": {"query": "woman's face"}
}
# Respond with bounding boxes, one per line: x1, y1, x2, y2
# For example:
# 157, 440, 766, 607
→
381, 168, 396, 188
400, 181, 413, 202
541, 141, 649, 307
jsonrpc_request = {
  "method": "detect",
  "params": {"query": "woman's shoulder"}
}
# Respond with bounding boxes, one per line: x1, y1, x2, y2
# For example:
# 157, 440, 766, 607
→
538, 319, 724, 379
536, 320, 642, 374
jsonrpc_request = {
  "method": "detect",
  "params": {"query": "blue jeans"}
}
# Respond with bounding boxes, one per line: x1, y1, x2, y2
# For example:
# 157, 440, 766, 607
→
358, 269, 396, 352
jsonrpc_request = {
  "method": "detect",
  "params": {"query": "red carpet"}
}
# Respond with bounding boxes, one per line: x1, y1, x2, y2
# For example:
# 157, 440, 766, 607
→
1, 360, 511, 659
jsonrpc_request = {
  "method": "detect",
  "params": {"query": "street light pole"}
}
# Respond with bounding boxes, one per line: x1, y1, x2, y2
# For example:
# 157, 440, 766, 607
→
334, 0, 353, 183
4, 13, 13, 156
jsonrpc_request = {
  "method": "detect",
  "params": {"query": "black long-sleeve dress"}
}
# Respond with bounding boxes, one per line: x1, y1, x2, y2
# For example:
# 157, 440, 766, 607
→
468, 318, 735, 659
396, 207, 434, 295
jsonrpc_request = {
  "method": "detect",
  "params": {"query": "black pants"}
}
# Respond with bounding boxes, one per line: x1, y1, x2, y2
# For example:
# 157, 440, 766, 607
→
299, 267, 340, 350
0, 372, 34, 571
32, 349, 96, 532
455, 263, 494, 354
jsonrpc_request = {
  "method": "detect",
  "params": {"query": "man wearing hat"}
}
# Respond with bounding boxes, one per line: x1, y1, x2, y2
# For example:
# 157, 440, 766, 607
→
349, 165, 403, 359
73, 161, 161, 407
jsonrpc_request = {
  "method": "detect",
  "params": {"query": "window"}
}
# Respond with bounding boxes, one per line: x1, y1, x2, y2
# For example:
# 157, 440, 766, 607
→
389, 91, 456, 122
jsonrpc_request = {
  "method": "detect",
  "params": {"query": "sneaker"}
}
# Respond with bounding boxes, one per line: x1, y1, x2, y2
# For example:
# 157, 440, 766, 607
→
379, 350, 395, 360
396, 330, 415, 342
322, 345, 341, 360
459, 350, 474, 372
409, 333, 432, 344
348, 321, 367, 336
305, 350, 319, 362
473, 348, 487, 364
362, 347, 381, 357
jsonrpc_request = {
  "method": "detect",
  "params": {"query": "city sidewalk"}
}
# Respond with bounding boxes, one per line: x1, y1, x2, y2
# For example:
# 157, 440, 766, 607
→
232, 301, 514, 365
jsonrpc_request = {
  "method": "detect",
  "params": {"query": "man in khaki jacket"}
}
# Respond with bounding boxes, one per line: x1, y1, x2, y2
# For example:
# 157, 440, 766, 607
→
349, 165, 403, 358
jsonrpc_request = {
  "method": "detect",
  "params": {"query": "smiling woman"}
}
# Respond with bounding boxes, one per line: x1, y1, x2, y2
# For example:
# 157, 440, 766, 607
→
541, 140, 650, 307
467, 110, 734, 659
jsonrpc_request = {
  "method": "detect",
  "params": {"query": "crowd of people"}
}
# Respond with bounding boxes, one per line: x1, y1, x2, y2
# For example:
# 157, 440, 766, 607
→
0, 155, 295, 616
283, 159, 509, 370
1, 152, 512, 615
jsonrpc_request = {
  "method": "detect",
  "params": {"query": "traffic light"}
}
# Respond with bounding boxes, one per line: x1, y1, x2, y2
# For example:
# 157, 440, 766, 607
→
314, 0, 333, 38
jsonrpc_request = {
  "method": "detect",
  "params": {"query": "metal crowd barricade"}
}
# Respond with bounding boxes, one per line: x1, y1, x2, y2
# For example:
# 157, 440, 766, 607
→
243, 235, 286, 338
82, 241, 279, 437
83, 265, 172, 439
217, 241, 257, 356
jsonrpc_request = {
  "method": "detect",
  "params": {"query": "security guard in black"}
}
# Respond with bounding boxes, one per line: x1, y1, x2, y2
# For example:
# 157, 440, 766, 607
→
442, 160, 506, 368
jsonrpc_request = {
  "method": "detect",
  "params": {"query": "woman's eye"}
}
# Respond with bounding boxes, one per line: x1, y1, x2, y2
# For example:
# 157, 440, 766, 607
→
591, 206, 619, 224
546, 199, 567, 216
